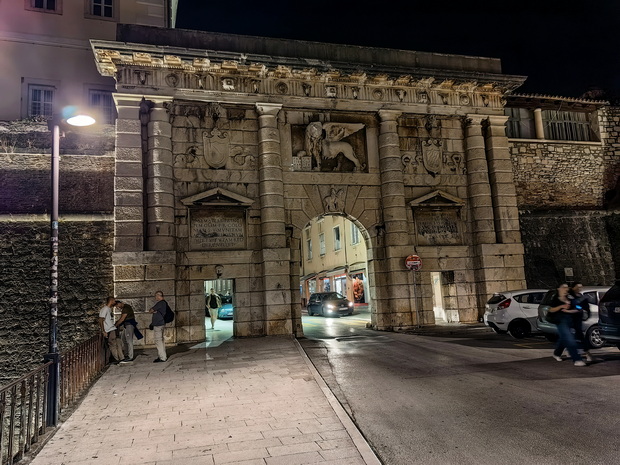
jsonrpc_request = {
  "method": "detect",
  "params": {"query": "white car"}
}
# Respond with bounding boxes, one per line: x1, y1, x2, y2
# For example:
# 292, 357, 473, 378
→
484, 289, 548, 338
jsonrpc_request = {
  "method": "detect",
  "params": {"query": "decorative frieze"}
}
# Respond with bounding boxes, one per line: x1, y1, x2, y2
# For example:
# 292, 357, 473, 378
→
93, 46, 511, 110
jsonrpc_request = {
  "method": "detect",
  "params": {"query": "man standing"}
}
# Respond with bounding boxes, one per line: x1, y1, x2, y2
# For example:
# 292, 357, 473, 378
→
206, 288, 222, 330
115, 301, 143, 363
148, 291, 168, 363
99, 296, 124, 364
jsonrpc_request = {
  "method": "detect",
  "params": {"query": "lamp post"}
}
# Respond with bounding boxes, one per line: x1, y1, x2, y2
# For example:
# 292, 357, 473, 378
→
45, 109, 95, 427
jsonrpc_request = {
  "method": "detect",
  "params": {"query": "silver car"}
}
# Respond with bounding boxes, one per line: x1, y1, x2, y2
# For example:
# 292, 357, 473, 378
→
484, 289, 547, 338
537, 286, 610, 349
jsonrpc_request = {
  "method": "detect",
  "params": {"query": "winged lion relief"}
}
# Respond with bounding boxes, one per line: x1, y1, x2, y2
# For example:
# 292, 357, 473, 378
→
294, 122, 366, 172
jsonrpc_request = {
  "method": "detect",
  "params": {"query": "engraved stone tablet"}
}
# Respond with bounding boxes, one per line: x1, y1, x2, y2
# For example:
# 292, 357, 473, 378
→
415, 210, 461, 246
190, 209, 246, 250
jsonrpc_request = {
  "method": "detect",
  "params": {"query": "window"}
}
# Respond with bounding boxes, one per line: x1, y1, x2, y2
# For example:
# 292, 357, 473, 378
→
89, 0, 113, 17
351, 224, 360, 245
306, 239, 312, 260
504, 107, 535, 139
28, 85, 55, 118
542, 110, 592, 142
333, 226, 341, 251
26, 0, 61, 13
319, 233, 325, 255
89, 89, 116, 124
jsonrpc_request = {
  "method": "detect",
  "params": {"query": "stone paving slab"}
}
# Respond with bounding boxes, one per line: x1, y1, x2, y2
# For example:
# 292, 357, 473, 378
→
28, 336, 380, 465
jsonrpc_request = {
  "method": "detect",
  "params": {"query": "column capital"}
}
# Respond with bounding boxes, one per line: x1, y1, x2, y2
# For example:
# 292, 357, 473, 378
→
378, 109, 402, 122
256, 103, 282, 117
463, 114, 487, 127
486, 114, 509, 127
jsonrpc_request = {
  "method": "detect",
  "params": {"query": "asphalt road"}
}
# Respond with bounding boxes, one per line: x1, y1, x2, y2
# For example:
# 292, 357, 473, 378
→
298, 309, 620, 465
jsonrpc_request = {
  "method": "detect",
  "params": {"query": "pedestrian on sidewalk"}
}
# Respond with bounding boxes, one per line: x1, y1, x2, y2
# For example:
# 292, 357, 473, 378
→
99, 296, 124, 364
114, 300, 143, 363
549, 283, 586, 366
148, 291, 168, 362
206, 288, 221, 330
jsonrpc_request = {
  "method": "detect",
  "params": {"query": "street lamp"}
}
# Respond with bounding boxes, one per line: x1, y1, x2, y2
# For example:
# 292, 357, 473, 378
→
45, 107, 95, 427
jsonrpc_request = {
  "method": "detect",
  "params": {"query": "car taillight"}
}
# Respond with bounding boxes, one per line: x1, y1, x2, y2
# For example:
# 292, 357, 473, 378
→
498, 299, 511, 309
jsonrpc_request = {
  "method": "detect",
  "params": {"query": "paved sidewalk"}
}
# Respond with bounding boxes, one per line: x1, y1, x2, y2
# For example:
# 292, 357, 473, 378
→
28, 336, 380, 465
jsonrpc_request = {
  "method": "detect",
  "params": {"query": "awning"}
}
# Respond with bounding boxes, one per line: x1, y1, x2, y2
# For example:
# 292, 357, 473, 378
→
326, 267, 347, 277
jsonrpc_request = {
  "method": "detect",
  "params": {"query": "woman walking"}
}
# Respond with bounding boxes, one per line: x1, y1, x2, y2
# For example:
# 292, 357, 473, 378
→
549, 283, 586, 366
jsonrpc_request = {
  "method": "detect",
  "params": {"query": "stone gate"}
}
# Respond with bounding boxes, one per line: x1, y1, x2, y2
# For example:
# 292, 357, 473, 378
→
91, 25, 528, 344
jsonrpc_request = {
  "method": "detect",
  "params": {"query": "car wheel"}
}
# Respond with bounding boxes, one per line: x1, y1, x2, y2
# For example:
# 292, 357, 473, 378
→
544, 333, 559, 342
508, 320, 530, 339
586, 325, 605, 349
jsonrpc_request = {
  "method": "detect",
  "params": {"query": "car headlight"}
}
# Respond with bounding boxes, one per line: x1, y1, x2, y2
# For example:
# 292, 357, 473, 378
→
348, 302, 353, 307
326, 304, 335, 309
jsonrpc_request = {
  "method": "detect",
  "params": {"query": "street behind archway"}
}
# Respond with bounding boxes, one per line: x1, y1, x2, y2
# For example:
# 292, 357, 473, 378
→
299, 317, 620, 465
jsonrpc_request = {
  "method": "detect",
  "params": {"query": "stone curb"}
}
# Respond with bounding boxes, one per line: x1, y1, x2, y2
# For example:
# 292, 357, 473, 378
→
293, 338, 382, 465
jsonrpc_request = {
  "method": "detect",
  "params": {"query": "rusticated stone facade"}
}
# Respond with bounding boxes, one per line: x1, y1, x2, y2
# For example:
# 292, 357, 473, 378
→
90, 25, 530, 341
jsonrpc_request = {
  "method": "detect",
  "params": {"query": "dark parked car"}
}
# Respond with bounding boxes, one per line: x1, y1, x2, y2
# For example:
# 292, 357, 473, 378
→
307, 292, 354, 317
598, 283, 620, 348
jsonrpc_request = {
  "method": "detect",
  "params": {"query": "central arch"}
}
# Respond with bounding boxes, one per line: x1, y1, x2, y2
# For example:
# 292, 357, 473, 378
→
294, 214, 373, 334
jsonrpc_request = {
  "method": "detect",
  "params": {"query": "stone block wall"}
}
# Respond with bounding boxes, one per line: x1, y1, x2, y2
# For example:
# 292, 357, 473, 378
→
519, 211, 615, 287
509, 105, 620, 286
0, 122, 115, 386
0, 221, 113, 386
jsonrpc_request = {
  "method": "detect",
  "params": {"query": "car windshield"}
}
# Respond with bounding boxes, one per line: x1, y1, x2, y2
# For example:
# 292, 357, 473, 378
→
323, 292, 345, 300
487, 294, 506, 305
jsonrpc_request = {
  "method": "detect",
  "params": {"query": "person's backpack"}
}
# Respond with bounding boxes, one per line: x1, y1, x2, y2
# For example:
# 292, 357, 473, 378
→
164, 302, 175, 324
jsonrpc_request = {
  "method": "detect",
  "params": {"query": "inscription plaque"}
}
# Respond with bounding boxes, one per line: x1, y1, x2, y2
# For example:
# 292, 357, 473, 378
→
190, 209, 246, 250
415, 210, 461, 246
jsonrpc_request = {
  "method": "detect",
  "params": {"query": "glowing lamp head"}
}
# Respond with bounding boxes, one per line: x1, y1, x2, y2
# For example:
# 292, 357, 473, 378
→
61, 106, 96, 127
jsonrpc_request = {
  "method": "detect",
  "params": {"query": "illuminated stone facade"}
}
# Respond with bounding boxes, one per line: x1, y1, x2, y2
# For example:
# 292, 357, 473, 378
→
91, 25, 531, 340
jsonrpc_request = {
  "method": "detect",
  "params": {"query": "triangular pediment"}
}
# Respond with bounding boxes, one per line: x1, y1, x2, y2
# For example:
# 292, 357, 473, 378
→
409, 190, 464, 208
181, 188, 254, 207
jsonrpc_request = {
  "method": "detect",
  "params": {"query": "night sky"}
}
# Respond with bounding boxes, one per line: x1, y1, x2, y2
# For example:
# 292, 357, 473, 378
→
175, 1, 619, 100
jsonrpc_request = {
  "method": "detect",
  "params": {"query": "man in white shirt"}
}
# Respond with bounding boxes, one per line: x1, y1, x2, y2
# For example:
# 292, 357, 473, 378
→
99, 296, 124, 363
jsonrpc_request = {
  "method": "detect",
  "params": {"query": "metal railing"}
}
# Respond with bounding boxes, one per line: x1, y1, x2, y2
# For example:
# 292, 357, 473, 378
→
1, 334, 109, 465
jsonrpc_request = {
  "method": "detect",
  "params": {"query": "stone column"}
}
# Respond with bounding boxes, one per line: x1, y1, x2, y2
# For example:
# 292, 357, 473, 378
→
534, 108, 545, 139
376, 110, 414, 329
464, 115, 496, 245
484, 115, 522, 244
464, 115, 526, 319
146, 103, 175, 251
256, 103, 291, 335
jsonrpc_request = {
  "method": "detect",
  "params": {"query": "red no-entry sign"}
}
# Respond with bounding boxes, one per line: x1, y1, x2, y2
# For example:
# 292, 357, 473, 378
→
405, 254, 422, 271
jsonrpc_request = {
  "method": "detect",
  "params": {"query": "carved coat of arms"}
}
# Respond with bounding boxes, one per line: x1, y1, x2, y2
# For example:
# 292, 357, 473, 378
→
203, 127, 229, 169
422, 139, 442, 177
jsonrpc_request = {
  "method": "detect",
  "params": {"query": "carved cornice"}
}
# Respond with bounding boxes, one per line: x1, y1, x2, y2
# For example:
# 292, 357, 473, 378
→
91, 40, 525, 110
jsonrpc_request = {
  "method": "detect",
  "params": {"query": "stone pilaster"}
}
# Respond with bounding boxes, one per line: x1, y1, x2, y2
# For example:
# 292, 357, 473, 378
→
464, 115, 496, 245
114, 98, 144, 252
375, 110, 416, 329
484, 115, 522, 244
146, 104, 175, 251
256, 103, 292, 335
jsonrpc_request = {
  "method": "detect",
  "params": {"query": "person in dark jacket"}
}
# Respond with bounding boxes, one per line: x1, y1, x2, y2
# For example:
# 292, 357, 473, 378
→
115, 300, 143, 363
568, 282, 593, 362
148, 291, 168, 363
